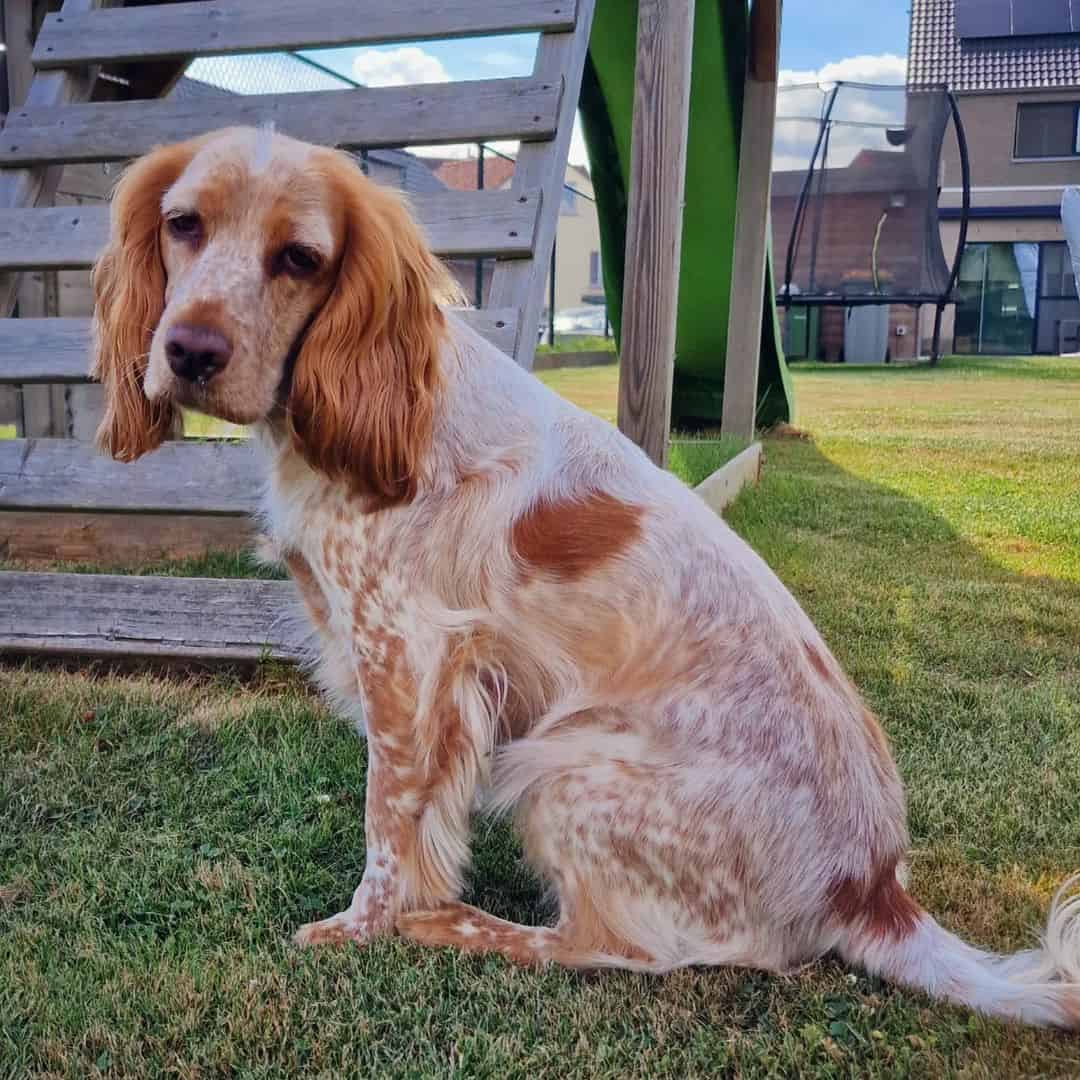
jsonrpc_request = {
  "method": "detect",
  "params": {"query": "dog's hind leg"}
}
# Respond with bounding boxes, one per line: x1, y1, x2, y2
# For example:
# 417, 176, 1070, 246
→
396, 889, 653, 969
396, 902, 560, 965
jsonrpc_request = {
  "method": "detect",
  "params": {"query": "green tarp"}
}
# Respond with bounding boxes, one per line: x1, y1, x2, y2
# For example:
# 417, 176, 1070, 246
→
579, 0, 793, 429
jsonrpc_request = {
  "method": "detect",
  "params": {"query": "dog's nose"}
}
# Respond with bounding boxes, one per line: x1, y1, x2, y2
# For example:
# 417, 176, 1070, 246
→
165, 323, 232, 383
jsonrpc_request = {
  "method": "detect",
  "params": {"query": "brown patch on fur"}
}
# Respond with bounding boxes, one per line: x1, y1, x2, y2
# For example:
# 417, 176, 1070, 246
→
803, 640, 836, 684
511, 492, 643, 582
859, 706, 893, 764
283, 551, 329, 632
830, 857, 921, 940
175, 297, 230, 341
92, 138, 208, 460
191, 159, 247, 225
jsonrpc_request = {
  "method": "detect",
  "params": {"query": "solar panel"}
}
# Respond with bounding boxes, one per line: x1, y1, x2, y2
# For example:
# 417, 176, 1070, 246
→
1013, 0, 1071, 36
956, 0, 1011, 39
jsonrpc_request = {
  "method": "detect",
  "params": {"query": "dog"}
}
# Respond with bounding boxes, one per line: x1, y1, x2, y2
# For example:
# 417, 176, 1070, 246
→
92, 126, 1080, 1028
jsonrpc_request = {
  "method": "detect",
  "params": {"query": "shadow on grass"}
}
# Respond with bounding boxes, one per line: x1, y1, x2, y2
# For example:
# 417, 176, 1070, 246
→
727, 435, 1080, 880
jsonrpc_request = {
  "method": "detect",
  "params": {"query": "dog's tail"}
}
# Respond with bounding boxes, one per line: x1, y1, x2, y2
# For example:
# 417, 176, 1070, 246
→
835, 872, 1080, 1028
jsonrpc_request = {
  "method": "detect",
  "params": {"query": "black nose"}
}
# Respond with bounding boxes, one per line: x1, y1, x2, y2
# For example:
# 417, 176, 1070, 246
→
165, 323, 232, 383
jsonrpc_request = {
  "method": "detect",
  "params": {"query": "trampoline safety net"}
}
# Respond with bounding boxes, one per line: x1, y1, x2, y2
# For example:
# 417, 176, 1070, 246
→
772, 82, 965, 309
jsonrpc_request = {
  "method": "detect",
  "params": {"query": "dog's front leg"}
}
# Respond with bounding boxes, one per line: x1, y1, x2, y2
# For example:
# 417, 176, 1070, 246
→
294, 636, 478, 949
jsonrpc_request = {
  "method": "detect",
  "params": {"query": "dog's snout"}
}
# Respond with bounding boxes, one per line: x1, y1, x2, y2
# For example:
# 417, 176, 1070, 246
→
165, 323, 232, 383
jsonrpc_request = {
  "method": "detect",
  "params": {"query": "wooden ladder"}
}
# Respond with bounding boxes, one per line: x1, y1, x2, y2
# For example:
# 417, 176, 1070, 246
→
0, 0, 595, 662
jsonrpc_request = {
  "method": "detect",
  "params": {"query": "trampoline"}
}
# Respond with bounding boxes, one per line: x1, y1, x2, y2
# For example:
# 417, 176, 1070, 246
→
772, 81, 970, 364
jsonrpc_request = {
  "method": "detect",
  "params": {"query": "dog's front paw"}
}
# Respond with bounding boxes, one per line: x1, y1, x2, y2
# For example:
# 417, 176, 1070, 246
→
292, 907, 396, 949
293, 915, 367, 948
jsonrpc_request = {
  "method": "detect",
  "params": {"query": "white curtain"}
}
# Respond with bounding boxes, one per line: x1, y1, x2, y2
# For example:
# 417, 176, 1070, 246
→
1012, 242, 1039, 317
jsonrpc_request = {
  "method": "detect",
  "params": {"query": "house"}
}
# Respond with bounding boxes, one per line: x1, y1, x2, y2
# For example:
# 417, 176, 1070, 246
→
909, 0, 1080, 355
432, 156, 605, 320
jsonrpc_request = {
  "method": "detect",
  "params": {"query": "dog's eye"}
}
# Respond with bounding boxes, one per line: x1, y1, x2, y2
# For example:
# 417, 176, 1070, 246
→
166, 212, 202, 242
278, 244, 322, 277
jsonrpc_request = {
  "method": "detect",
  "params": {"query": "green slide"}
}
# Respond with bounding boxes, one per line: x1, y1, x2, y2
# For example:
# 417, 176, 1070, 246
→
579, 0, 793, 430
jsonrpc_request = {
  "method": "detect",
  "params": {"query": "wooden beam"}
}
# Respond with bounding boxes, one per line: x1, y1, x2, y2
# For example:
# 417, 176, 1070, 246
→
32, 0, 576, 68
0, 438, 261, 514
0, 0, 100, 318
0, 571, 305, 662
0, 76, 563, 166
486, 0, 597, 369
615, 0, 695, 467
3, 0, 35, 109
0, 510, 255, 564
0, 189, 543, 270
0, 309, 521, 383
720, 0, 781, 443
6, 0, 68, 439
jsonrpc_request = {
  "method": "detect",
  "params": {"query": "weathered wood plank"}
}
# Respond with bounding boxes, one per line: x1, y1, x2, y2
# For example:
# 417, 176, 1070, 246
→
0, 438, 261, 514
0, 308, 520, 382
32, 0, 576, 68
0, 317, 90, 382
0, 510, 254, 564
615, 0, 695, 467
487, 0, 595, 369
693, 441, 762, 514
0, 572, 304, 662
720, 0, 780, 442
0, 77, 563, 166
1, 0, 99, 317
0, 189, 541, 270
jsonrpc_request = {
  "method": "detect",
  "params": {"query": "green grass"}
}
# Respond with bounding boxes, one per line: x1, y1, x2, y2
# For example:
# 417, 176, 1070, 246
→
537, 361, 619, 423
668, 435, 747, 487
3, 355, 1080, 1076
536, 335, 616, 355
0, 549, 285, 581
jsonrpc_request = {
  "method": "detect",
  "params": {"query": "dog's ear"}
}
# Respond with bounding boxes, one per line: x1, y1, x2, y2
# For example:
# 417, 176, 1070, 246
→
92, 139, 202, 461
286, 150, 456, 503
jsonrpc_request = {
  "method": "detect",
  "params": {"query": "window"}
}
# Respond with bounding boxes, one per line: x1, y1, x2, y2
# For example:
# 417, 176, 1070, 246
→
1040, 241, 1078, 300
1014, 102, 1080, 159
954, 241, 1080, 355
589, 251, 601, 287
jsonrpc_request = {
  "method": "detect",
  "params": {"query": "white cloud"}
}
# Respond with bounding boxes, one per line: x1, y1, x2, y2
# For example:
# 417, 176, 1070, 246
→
408, 115, 589, 168
774, 54, 910, 172
481, 50, 525, 69
780, 52, 907, 88
351, 46, 450, 87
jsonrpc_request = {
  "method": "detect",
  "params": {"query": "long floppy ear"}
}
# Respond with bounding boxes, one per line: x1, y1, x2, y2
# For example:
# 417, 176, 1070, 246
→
91, 139, 203, 461
287, 150, 458, 503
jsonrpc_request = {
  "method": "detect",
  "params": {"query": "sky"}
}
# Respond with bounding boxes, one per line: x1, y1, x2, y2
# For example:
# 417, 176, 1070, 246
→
190, 2, 914, 166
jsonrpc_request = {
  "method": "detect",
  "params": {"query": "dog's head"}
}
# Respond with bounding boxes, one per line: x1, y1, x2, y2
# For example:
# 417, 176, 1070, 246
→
92, 126, 454, 501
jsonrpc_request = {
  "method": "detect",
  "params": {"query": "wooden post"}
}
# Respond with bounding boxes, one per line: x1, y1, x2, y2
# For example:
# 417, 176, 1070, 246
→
5, 0, 66, 435
720, 0, 781, 442
616, 0, 695, 468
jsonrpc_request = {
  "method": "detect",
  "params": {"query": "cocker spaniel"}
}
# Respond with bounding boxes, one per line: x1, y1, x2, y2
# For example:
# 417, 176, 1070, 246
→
93, 126, 1080, 1028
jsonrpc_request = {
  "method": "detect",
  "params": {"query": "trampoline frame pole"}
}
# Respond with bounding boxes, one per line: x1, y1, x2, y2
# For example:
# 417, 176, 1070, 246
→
783, 83, 840, 306
933, 89, 972, 366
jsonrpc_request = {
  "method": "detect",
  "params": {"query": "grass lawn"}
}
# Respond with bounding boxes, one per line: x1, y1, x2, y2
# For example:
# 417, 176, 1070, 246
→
3, 356, 1080, 1076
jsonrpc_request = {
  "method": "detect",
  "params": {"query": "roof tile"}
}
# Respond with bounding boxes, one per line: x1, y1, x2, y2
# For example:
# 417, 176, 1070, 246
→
909, 0, 1080, 91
